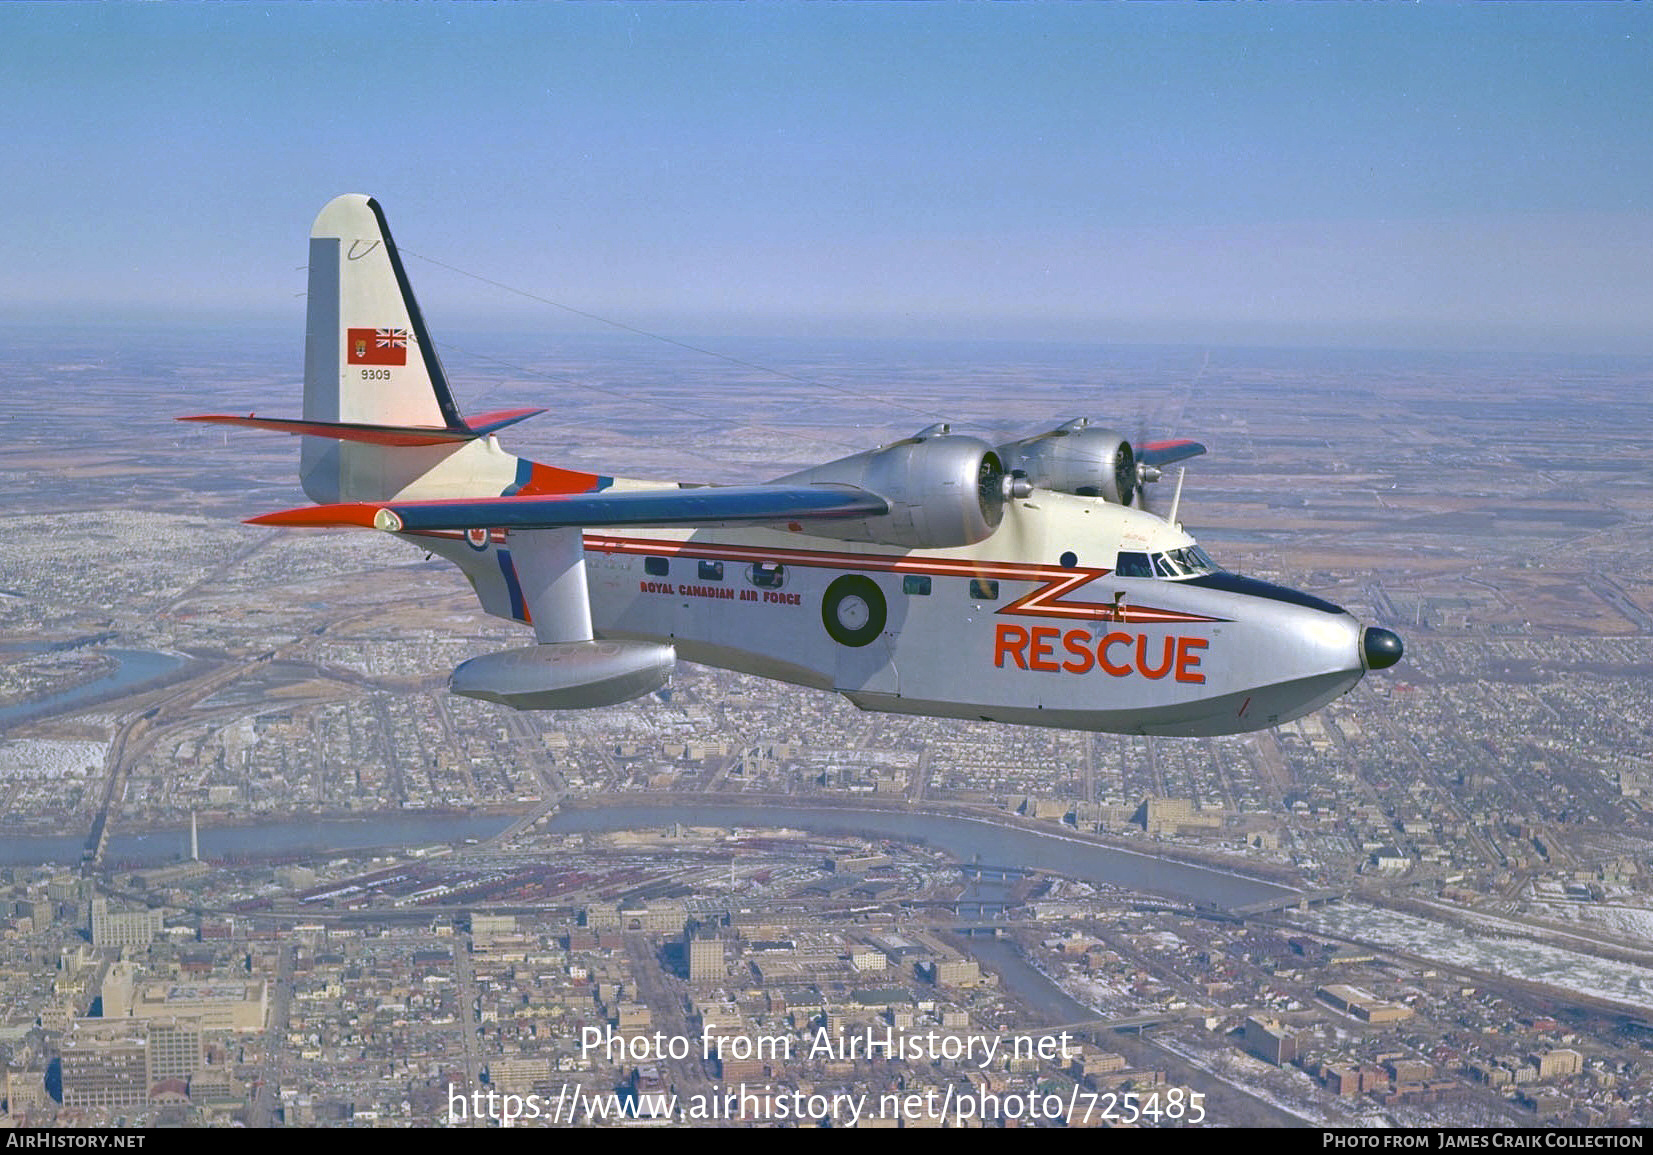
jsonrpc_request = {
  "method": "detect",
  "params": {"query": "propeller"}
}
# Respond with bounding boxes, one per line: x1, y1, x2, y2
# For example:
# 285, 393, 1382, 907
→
1128, 415, 1159, 512
991, 417, 1204, 512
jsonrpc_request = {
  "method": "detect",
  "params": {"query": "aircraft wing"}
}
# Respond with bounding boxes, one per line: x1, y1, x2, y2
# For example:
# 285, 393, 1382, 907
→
247, 483, 890, 533
1137, 439, 1207, 468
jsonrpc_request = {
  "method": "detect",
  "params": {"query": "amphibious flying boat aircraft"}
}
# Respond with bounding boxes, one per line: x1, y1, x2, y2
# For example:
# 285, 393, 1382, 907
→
184, 195, 1402, 737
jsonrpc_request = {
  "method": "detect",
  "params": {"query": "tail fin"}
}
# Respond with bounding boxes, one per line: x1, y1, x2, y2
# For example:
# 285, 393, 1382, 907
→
183, 194, 628, 630
183, 194, 553, 499
300, 194, 504, 503
184, 195, 613, 520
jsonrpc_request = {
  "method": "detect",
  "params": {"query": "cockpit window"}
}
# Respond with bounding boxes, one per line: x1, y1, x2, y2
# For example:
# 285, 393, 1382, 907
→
1121, 547, 1220, 580
1116, 551, 1153, 578
1177, 546, 1220, 574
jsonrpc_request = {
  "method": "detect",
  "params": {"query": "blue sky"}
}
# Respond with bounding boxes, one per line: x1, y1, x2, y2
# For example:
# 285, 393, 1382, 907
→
3, 4, 1650, 351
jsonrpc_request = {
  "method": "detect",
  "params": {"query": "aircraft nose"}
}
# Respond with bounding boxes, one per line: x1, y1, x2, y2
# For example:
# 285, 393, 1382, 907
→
1362, 627, 1404, 671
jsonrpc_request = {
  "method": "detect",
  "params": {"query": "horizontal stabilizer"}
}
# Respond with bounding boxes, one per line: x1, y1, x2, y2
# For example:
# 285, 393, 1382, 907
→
179, 407, 545, 447
248, 483, 891, 532
1137, 439, 1207, 468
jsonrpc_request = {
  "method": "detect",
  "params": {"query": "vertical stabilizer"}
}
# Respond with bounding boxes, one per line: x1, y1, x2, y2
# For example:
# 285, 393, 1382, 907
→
301, 194, 472, 502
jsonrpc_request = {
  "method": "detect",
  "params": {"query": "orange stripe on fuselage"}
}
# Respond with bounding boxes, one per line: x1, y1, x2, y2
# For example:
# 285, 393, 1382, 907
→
512, 463, 606, 496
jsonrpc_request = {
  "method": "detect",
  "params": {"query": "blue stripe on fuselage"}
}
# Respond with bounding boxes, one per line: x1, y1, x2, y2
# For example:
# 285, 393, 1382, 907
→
498, 549, 528, 622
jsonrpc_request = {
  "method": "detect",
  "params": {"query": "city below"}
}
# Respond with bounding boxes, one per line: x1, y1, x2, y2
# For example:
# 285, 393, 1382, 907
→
1, 323, 1651, 1128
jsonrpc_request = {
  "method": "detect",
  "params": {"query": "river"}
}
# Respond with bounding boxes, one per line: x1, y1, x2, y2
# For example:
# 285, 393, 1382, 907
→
4, 800, 1291, 912
0, 648, 191, 730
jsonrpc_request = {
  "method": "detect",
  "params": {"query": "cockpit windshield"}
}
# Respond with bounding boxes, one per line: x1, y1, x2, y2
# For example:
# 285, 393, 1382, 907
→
1117, 545, 1221, 580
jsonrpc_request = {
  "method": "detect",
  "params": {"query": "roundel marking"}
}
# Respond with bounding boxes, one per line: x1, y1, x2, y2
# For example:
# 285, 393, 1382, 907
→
821, 574, 887, 648
465, 528, 490, 551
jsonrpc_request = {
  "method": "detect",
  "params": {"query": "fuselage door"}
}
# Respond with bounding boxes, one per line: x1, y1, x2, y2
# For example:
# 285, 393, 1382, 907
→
822, 573, 900, 698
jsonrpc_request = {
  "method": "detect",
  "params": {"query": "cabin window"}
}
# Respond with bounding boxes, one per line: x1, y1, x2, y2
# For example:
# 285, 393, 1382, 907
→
969, 578, 999, 601
644, 557, 670, 577
903, 575, 932, 596
746, 562, 787, 590
698, 560, 724, 581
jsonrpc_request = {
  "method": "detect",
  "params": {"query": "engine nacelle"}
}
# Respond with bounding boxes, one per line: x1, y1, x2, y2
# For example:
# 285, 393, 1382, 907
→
773, 431, 1007, 548
450, 640, 675, 710
997, 420, 1137, 505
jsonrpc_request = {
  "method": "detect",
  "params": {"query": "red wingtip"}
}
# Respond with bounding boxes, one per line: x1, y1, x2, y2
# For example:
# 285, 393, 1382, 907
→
246, 503, 384, 529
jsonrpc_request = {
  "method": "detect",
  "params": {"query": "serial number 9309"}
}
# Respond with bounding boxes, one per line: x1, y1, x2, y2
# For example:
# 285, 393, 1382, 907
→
360, 368, 393, 380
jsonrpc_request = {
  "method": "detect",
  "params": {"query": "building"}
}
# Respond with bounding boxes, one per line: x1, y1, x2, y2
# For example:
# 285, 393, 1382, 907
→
469, 913, 517, 942
490, 1058, 552, 1095
1243, 1016, 1298, 1066
687, 928, 723, 983
1317, 984, 1413, 1023
59, 1021, 148, 1110
89, 898, 164, 951
101, 961, 140, 1018
613, 1002, 651, 1031
145, 1016, 205, 1085
826, 852, 891, 873
847, 944, 885, 973
5, 1068, 50, 1113
128, 980, 268, 1032
924, 957, 981, 987
1135, 797, 1225, 835
584, 901, 687, 934
1323, 1064, 1360, 1096
48, 875, 89, 904
1370, 847, 1411, 873
126, 861, 209, 890
1466, 1060, 1513, 1088
1385, 1057, 1433, 1092
1533, 1049, 1583, 1080
1074, 1050, 1127, 1081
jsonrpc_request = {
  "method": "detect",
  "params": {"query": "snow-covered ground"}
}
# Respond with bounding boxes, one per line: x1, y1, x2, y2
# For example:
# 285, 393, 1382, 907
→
1151, 1032, 1349, 1127
1522, 899, 1653, 948
0, 738, 107, 779
1052, 971, 1137, 1014
1287, 903, 1653, 1012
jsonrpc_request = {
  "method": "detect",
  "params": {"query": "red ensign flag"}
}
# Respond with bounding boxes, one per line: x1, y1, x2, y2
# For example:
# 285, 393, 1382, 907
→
347, 327, 409, 366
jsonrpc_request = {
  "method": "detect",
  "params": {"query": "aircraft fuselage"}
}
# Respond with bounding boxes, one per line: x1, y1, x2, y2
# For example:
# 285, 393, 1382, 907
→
427, 488, 1381, 736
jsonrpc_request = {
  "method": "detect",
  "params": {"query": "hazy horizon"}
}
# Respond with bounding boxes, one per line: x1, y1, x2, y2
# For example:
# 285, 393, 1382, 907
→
6, 305, 1653, 364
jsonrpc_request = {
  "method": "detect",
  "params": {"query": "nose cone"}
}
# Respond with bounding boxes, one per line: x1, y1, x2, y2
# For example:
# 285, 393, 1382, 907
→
1362, 627, 1404, 671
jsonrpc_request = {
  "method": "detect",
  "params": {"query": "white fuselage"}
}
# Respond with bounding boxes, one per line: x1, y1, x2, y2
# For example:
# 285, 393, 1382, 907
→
420, 489, 1372, 736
